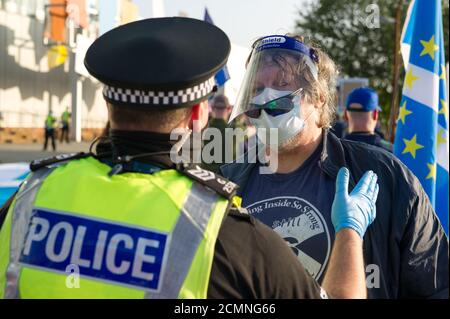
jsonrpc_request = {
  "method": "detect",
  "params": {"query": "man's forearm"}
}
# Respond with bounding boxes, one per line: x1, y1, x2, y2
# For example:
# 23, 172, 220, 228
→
321, 229, 367, 299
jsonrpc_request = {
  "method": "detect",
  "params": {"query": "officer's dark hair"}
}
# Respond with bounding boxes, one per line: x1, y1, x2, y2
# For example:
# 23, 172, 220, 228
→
107, 103, 193, 133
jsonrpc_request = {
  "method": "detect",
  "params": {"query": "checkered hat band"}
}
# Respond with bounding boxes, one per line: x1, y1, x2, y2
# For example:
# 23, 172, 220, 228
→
103, 77, 216, 106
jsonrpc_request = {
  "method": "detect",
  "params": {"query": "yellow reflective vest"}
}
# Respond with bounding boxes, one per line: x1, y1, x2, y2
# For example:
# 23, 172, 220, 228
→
0, 156, 232, 298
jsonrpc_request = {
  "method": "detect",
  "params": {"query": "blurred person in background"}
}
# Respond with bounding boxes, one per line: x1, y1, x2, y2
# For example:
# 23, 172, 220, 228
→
43, 110, 56, 152
330, 85, 347, 138
330, 111, 347, 138
60, 107, 71, 144
343, 87, 392, 152
202, 94, 249, 172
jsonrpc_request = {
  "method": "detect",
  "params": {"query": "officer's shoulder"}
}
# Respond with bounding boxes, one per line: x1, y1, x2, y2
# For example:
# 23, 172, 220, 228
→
177, 164, 239, 200
220, 206, 295, 254
219, 206, 267, 241
30, 152, 90, 171
227, 205, 252, 222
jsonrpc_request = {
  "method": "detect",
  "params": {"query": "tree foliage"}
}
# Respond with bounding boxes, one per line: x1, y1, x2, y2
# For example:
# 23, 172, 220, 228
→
295, 0, 449, 127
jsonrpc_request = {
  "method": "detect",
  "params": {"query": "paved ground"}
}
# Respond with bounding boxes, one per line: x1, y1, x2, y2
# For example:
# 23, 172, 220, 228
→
0, 142, 92, 163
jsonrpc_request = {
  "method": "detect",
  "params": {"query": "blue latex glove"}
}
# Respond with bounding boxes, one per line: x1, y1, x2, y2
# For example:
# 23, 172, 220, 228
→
331, 167, 379, 238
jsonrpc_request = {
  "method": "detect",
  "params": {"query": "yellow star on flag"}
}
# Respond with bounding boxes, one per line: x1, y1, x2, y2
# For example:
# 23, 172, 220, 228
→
437, 129, 446, 146
397, 101, 413, 124
402, 134, 424, 158
420, 35, 439, 60
440, 65, 447, 81
426, 163, 437, 180
405, 68, 419, 90
439, 99, 448, 117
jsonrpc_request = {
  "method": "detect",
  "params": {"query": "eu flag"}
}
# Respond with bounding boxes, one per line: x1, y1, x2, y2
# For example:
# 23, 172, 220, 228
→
203, 7, 230, 87
394, 0, 449, 235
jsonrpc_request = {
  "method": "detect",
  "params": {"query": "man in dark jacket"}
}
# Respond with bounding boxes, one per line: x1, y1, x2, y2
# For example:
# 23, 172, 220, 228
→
222, 34, 448, 299
221, 130, 448, 298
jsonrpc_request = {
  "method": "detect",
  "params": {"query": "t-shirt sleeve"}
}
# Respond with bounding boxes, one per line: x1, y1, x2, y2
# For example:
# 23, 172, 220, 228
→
208, 209, 326, 299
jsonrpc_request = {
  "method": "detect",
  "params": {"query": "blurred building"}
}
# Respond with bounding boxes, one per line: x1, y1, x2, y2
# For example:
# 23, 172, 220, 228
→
0, 0, 250, 144
0, 0, 140, 144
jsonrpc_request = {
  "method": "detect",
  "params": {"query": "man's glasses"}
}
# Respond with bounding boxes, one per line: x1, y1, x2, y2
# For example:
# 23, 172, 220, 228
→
245, 88, 302, 119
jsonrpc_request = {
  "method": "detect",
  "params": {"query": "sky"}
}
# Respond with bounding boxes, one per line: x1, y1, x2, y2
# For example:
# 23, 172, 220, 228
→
133, 0, 310, 48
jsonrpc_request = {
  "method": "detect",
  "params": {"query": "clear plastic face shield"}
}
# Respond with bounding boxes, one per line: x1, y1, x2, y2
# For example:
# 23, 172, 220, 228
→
229, 35, 319, 123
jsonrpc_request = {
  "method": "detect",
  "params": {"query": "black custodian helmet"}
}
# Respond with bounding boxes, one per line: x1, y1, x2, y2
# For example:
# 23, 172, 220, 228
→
85, 17, 231, 109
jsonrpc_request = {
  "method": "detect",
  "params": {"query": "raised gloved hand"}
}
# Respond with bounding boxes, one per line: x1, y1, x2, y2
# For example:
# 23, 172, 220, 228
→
331, 167, 379, 239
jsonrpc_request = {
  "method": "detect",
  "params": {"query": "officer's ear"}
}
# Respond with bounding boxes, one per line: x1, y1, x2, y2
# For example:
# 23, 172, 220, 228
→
190, 101, 209, 132
226, 105, 232, 118
344, 110, 349, 122
373, 111, 379, 121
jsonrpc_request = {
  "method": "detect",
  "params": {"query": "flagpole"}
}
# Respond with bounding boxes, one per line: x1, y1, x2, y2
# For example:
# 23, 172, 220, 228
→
387, 0, 404, 143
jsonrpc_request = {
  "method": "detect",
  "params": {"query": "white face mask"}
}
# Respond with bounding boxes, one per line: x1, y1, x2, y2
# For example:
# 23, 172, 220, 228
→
248, 89, 311, 146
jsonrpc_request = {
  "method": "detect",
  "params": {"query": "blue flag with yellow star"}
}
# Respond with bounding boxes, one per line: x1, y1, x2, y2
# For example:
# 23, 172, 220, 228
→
395, 0, 448, 235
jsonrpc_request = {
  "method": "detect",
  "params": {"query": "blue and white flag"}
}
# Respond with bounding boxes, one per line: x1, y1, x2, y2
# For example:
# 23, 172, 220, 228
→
395, 0, 449, 235
203, 7, 230, 87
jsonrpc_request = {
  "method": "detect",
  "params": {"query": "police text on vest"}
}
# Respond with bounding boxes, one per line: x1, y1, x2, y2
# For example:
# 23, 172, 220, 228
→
20, 209, 168, 291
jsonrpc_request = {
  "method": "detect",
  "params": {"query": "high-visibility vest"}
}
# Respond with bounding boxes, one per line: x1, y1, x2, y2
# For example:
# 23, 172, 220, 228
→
0, 157, 230, 298
45, 116, 56, 129
61, 111, 70, 123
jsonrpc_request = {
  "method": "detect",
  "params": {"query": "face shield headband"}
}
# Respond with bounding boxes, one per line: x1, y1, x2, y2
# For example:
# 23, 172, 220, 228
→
253, 35, 319, 79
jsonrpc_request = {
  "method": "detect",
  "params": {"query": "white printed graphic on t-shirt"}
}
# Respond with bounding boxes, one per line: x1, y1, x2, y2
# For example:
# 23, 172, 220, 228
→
246, 196, 331, 280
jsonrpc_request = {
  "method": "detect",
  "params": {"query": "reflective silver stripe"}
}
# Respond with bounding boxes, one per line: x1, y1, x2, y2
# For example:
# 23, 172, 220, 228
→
5, 167, 55, 299
145, 182, 219, 299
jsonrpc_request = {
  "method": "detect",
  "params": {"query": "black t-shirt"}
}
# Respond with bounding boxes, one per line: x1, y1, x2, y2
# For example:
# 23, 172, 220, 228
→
241, 142, 336, 283
207, 208, 325, 299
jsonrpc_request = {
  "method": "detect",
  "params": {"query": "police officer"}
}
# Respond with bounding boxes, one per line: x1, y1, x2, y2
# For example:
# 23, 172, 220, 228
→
344, 87, 393, 152
43, 110, 57, 151
0, 18, 378, 299
60, 107, 71, 144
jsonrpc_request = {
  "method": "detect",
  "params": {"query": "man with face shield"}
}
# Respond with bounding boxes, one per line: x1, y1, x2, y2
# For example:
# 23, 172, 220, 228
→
221, 35, 448, 299
230, 36, 319, 148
